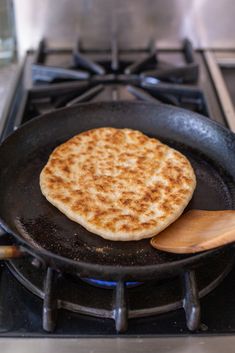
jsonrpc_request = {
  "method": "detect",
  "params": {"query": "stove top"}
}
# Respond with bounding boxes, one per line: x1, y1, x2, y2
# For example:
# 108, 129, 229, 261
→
0, 249, 233, 336
0, 38, 234, 350
1, 38, 226, 140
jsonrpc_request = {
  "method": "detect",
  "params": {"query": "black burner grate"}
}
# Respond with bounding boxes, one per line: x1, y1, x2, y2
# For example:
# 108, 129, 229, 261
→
1, 37, 211, 141
32, 38, 198, 83
6, 251, 234, 333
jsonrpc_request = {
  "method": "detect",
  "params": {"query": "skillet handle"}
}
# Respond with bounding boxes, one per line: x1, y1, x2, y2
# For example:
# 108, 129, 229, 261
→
0, 229, 45, 265
0, 245, 24, 259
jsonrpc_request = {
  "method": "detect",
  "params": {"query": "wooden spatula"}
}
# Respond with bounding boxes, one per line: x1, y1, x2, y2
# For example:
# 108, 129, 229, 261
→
150, 210, 235, 254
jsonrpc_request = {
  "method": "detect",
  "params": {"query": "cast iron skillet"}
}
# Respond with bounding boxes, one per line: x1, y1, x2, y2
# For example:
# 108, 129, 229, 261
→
0, 101, 235, 281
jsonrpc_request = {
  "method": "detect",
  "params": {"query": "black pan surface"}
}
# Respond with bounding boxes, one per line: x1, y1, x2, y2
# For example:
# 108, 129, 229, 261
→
0, 101, 235, 280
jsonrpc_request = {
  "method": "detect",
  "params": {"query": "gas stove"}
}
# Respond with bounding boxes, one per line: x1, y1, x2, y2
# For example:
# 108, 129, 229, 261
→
1, 37, 227, 139
1, 38, 235, 352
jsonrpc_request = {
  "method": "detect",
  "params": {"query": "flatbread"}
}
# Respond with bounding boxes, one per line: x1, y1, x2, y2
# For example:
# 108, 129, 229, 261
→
40, 127, 196, 241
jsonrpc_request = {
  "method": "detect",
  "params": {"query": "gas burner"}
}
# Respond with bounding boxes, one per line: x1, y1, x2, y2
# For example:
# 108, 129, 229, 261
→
1, 37, 211, 141
6, 251, 234, 333
31, 38, 198, 84
82, 278, 142, 289
24, 37, 208, 119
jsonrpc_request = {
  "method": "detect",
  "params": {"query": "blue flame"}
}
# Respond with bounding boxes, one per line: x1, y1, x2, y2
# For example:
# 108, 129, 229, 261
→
83, 278, 142, 288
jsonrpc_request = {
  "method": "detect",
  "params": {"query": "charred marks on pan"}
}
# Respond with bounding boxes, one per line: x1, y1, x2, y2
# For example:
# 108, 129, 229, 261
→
16, 216, 84, 261
16, 215, 185, 265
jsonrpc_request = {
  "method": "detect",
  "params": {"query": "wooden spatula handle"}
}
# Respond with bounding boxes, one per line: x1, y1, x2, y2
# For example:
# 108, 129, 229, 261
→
0, 245, 24, 259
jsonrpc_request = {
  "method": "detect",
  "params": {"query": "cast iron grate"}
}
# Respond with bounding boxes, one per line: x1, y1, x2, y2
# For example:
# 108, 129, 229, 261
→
5, 251, 234, 333
32, 37, 199, 84
1, 37, 210, 141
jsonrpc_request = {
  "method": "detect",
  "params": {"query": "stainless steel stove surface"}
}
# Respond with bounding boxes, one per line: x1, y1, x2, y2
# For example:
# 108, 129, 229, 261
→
1, 38, 235, 352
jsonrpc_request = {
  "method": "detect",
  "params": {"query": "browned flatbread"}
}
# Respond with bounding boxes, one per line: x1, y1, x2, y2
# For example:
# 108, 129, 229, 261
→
40, 127, 196, 241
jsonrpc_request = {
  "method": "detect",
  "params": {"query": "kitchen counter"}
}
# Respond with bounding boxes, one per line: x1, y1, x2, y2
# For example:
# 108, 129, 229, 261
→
2, 336, 235, 353
0, 62, 18, 123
